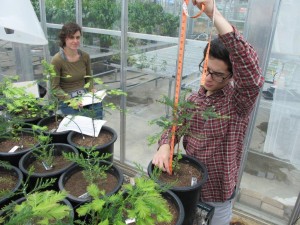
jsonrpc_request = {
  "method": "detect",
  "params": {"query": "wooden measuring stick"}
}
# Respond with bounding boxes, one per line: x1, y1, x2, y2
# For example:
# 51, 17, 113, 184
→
169, 0, 205, 174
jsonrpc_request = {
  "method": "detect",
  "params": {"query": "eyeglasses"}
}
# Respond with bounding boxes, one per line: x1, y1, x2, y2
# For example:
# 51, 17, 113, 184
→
199, 65, 232, 83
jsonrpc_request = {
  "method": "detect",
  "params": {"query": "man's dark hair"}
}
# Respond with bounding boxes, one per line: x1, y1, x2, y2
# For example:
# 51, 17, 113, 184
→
58, 22, 82, 48
200, 38, 232, 74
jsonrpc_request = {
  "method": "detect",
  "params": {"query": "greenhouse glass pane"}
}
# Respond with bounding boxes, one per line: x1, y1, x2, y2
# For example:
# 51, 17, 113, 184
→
235, 0, 300, 224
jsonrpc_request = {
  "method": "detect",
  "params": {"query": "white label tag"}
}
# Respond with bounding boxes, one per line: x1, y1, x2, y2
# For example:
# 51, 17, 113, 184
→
42, 161, 53, 171
9, 146, 20, 153
191, 177, 198, 186
125, 218, 136, 224
78, 192, 89, 199
129, 177, 135, 186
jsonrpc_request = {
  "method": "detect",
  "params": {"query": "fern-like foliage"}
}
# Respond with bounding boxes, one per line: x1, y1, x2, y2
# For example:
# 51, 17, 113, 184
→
76, 175, 173, 225
3, 190, 71, 225
63, 146, 111, 185
31, 125, 55, 169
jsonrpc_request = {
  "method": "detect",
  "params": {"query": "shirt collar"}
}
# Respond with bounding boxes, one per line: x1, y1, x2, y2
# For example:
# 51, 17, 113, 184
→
59, 47, 82, 61
198, 83, 232, 97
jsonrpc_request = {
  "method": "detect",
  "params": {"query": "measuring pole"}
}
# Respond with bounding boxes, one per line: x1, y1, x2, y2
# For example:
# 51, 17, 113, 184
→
169, 0, 205, 174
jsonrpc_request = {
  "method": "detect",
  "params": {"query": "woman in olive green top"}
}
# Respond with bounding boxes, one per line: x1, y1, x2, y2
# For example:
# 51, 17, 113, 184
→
51, 22, 103, 119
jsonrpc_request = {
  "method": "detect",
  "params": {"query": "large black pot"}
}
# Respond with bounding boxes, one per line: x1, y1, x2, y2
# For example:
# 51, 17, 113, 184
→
163, 190, 185, 225
67, 126, 117, 162
19, 143, 78, 191
0, 165, 23, 210
148, 154, 208, 225
0, 129, 39, 167
58, 161, 124, 208
38, 115, 70, 144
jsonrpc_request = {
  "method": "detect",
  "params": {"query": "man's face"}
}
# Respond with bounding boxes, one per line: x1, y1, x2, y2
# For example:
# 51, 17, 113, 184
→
203, 56, 232, 96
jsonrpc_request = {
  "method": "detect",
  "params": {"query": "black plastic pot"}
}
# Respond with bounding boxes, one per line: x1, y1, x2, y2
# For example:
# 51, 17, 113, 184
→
67, 126, 117, 162
58, 161, 124, 208
19, 143, 78, 191
0, 129, 39, 167
0, 165, 23, 210
38, 115, 70, 144
163, 190, 185, 225
147, 154, 208, 225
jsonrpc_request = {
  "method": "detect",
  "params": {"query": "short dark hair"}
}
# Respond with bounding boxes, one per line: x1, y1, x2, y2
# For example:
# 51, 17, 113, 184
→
58, 22, 82, 48
200, 38, 232, 74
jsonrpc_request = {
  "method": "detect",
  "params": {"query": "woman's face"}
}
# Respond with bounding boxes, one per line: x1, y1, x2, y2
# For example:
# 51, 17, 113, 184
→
65, 30, 81, 50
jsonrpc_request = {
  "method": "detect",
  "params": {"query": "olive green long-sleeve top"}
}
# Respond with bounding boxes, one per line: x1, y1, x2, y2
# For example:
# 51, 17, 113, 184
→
51, 49, 92, 101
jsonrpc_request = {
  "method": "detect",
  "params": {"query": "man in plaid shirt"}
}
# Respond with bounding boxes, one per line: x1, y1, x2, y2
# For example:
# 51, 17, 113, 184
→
152, 0, 264, 224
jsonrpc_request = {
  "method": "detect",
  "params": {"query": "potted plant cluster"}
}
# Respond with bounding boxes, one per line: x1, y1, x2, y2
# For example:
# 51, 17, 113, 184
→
0, 61, 127, 224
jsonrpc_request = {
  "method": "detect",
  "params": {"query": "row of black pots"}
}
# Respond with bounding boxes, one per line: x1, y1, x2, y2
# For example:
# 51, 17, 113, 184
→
0, 157, 186, 225
0, 125, 116, 170
0, 155, 206, 225
1, 154, 206, 225
37, 115, 117, 163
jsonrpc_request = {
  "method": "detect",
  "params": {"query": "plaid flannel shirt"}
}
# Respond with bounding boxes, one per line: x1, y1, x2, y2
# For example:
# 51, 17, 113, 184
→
158, 27, 264, 202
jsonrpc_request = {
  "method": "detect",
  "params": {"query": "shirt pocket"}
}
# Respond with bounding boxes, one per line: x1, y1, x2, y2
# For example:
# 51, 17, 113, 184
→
202, 117, 229, 138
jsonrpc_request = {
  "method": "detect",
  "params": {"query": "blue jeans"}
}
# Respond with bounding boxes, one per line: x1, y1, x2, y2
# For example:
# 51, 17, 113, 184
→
59, 102, 103, 119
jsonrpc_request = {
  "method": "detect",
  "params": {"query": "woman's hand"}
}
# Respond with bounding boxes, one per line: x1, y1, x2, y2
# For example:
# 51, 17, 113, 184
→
152, 144, 171, 174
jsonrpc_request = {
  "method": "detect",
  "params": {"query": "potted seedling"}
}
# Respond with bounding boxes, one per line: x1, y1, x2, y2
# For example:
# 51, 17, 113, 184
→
146, 90, 233, 225
18, 125, 79, 191
0, 117, 40, 167
75, 167, 184, 225
0, 171, 73, 225
58, 145, 124, 207
37, 60, 71, 144
0, 161, 23, 210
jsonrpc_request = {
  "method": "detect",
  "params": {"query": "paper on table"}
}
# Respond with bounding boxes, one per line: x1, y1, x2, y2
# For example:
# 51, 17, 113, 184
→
56, 115, 107, 137
81, 90, 107, 106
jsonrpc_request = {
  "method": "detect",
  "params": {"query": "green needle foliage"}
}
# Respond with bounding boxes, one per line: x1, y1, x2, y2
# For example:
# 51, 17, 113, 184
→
2, 190, 71, 225
147, 89, 195, 146
148, 89, 230, 173
0, 76, 49, 120
0, 162, 70, 225
63, 146, 112, 186
76, 175, 172, 225
31, 125, 55, 170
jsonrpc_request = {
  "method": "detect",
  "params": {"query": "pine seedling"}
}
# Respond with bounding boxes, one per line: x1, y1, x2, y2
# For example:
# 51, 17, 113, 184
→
63, 146, 112, 186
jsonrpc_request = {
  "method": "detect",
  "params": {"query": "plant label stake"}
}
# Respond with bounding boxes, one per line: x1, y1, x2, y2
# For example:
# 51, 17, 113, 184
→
9, 145, 20, 153
42, 161, 53, 171
125, 218, 136, 224
191, 176, 198, 186
78, 192, 89, 199
50, 128, 56, 133
169, 0, 205, 174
